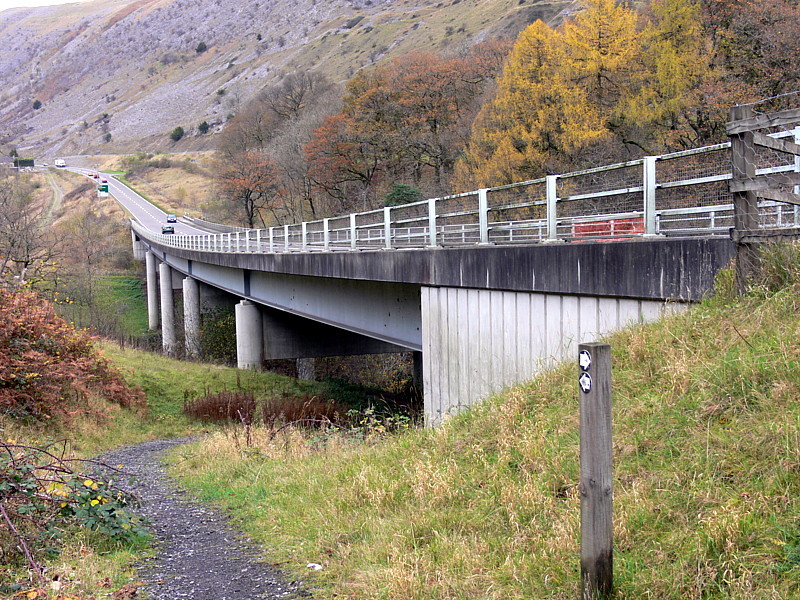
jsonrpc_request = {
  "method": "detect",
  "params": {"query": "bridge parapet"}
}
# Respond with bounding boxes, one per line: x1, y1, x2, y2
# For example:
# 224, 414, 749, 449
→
132, 133, 800, 257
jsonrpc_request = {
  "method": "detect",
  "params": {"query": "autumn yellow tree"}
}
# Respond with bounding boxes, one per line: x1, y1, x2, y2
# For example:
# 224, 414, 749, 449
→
625, 0, 712, 149
456, 14, 620, 188
563, 0, 640, 113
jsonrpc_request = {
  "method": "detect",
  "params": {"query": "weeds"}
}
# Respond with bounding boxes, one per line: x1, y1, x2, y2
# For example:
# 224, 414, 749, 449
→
0, 439, 147, 580
183, 390, 256, 424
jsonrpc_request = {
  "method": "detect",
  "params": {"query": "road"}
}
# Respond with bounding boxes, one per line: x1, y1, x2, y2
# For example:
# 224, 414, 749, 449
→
67, 167, 208, 236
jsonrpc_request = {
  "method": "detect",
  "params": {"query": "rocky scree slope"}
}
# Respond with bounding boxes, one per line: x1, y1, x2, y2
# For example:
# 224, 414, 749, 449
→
0, 0, 565, 159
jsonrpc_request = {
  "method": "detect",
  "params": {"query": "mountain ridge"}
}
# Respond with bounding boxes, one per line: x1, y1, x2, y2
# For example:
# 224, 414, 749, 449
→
0, 0, 565, 159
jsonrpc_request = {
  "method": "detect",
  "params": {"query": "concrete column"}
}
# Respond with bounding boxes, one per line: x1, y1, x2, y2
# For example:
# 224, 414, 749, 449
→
412, 351, 423, 391
145, 251, 159, 330
159, 262, 176, 354
183, 276, 201, 358
131, 231, 145, 261
235, 300, 263, 370
296, 357, 315, 380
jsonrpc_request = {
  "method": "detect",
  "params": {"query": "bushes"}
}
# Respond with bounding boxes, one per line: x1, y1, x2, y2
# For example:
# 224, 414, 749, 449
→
0, 439, 147, 577
183, 390, 257, 424
0, 288, 145, 419
183, 390, 345, 427
182, 388, 411, 442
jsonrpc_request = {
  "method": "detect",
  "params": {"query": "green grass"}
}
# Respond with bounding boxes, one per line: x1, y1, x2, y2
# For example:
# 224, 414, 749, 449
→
54, 274, 150, 338
99, 342, 326, 421
165, 259, 800, 599
97, 275, 149, 335
0, 340, 351, 598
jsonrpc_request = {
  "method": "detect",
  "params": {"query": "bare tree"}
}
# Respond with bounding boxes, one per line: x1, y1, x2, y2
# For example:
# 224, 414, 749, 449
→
0, 178, 59, 287
214, 72, 342, 225
217, 151, 280, 228
264, 71, 334, 119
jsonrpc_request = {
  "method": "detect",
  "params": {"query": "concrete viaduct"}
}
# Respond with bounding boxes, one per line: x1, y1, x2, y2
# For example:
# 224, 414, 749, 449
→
132, 228, 735, 426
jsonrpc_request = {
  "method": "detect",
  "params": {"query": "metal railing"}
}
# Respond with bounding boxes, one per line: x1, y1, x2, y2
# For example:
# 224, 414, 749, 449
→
132, 135, 800, 253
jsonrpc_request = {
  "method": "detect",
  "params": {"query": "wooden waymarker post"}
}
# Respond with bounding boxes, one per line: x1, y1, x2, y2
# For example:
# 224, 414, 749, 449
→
729, 104, 760, 295
578, 342, 613, 600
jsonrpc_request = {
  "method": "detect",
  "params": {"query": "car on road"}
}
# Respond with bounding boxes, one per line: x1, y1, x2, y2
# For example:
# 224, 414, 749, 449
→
161, 225, 175, 234
166, 214, 177, 223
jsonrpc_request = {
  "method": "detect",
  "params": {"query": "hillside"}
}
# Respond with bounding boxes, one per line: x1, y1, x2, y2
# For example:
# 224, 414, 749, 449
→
167, 250, 800, 599
0, 0, 567, 159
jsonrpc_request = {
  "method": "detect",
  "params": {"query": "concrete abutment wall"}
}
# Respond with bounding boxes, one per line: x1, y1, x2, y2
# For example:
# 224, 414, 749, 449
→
421, 286, 684, 426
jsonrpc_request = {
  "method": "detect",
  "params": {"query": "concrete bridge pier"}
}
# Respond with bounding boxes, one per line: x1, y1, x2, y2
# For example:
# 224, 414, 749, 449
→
183, 277, 201, 358
235, 300, 263, 369
412, 351, 423, 392
296, 358, 315, 380
131, 231, 146, 261
145, 251, 159, 330
159, 262, 177, 354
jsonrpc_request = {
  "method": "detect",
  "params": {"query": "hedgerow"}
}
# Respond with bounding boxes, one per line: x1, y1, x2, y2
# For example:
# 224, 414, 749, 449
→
0, 287, 146, 419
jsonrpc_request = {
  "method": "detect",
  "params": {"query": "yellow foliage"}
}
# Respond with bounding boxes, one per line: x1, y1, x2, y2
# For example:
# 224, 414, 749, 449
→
627, 0, 712, 147
456, 0, 718, 187
562, 0, 640, 109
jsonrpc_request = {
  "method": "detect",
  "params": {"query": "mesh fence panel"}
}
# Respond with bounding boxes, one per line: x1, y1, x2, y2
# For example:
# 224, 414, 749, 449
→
657, 145, 729, 188
391, 201, 431, 247
327, 215, 352, 249
485, 182, 546, 243
354, 209, 385, 249
559, 161, 643, 198
286, 224, 303, 250
437, 192, 480, 246
656, 179, 731, 211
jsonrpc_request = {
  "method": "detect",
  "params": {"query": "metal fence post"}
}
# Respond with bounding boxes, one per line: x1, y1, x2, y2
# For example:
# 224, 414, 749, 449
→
284, 224, 290, 252
302, 222, 308, 251
384, 207, 392, 250
428, 198, 437, 247
643, 156, 657, 235
578, 342, 613, 600
546, 175, 558, 241
478, 188, 489, 244
350, 213, 357, 250
323, 218, 330, 250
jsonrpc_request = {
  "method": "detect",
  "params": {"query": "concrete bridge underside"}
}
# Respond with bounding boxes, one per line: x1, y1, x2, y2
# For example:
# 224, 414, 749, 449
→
135, 236, 735, 425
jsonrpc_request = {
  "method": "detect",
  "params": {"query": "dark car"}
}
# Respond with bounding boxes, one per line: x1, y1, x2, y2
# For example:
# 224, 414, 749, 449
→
166, 214, 177, 223
161, 225, 175, 234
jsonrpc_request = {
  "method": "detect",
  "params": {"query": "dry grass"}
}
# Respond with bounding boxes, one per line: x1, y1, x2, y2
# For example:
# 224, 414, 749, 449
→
169, 252, 800, 599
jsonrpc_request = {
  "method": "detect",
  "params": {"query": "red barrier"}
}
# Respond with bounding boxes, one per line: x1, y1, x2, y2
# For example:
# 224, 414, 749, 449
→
572, 216, 644, 239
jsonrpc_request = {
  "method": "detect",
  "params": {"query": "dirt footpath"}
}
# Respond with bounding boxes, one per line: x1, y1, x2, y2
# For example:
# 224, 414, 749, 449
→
99, 439, 308, 600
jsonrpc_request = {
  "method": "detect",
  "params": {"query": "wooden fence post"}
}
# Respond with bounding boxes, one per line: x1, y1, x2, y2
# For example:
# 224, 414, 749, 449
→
729, 104, 760, 295
578, 342, 613, 600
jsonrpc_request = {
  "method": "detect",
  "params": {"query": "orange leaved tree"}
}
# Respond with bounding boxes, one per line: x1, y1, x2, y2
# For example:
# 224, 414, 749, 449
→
0, 287, 145, 419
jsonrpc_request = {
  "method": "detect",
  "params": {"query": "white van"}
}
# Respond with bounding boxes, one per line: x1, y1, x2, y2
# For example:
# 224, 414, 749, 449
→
54, 159, 66, 167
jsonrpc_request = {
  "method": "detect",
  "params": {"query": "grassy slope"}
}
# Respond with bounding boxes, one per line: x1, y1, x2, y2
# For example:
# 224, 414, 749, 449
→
0, 343, 337, 598
167, 266, 800, 599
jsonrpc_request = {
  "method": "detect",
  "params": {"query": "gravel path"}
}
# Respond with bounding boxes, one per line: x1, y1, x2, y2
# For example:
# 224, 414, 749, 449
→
98, 438, 307, 600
